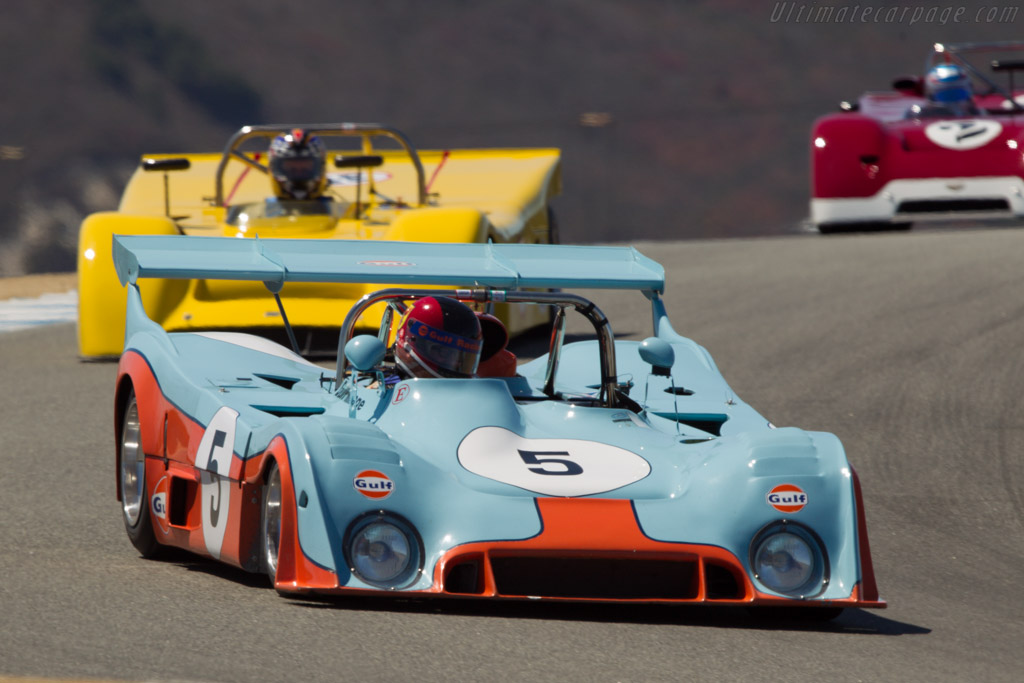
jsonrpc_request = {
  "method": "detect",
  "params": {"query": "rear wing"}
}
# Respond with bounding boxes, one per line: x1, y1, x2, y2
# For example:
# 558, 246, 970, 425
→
112, 235, 665, 294
114, 235, 666, 407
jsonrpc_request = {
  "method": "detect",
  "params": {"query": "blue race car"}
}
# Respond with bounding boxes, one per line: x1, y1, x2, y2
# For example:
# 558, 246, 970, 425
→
112, 235, 884, 619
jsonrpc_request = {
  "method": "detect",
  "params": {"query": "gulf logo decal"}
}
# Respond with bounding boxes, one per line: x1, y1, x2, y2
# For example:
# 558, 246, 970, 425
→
457, 426, 650, 497
152, 492, 167, 518
925, 119, 1002, 150
151, 476, 170, 534
766, 484, 808, 513
354, 470, 394, 499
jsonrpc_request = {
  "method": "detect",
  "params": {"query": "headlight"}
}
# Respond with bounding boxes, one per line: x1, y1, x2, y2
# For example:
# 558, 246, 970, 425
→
346, 513, 422, 588
750, 522, 828, 597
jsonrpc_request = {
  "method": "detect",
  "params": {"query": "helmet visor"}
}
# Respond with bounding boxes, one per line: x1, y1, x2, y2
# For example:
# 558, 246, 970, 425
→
405, 319, 481, 376
272, 156, 320, 182
932, 86, 971, 103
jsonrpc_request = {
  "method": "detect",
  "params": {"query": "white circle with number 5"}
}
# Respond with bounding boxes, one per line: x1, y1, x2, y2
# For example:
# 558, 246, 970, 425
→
457, 426, 651, 497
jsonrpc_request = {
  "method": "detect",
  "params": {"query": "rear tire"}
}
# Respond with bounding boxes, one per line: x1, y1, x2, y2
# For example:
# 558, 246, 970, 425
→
818, 221, 911, 234
119, 390, 160, 557
260, 461, 283, 586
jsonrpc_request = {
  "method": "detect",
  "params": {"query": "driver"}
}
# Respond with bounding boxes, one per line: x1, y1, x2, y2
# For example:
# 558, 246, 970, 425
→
476, 312, 517, 377
906, 63, 980, 118
268, 129, 328, 201
395, 296, 483, 379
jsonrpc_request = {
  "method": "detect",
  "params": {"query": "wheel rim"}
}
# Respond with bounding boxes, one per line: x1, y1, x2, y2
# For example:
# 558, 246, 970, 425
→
120, 397, 144, 528
263, 465, 282, 579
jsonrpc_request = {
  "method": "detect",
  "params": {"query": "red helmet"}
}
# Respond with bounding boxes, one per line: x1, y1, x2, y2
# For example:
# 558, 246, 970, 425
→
395, 297, 483, 378
268, 129, 327, 200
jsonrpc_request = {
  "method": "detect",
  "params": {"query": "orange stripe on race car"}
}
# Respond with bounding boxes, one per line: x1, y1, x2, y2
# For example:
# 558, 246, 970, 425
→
533, 498, 653, 548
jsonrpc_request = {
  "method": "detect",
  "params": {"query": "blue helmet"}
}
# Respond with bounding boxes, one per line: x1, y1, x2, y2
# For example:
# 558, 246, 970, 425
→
925, 63, 972, 103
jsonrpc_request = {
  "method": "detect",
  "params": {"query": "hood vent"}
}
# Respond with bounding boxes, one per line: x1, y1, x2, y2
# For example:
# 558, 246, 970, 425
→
652, 412, 727, 436
254, 373, 300, 390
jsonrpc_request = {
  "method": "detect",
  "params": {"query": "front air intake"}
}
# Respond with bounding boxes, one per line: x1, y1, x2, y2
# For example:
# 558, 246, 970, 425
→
490, 556, 699, 599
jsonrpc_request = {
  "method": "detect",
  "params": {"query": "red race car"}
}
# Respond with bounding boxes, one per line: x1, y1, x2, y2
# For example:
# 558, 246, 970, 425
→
811, 42, 1024, 233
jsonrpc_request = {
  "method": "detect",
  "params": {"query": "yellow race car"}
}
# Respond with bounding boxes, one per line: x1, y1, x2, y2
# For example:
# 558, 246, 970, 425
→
78, 123, 561, 358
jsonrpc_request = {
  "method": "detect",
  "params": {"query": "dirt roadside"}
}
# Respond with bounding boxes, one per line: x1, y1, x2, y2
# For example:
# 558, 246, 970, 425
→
0, 273, 76, 300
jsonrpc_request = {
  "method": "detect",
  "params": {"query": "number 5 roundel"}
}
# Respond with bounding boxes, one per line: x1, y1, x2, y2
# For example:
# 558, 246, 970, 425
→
457, 426, 650, 497
194, 406, 238, 559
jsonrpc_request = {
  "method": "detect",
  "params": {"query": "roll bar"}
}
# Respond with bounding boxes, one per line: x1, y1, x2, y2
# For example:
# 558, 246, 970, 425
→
212, 123, 427, 207
336, 288, 620, 408
931, 42, 1024, 111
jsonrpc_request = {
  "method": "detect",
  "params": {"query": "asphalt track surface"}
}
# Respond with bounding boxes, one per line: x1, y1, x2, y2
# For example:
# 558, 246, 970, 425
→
2, 228, 1023, 682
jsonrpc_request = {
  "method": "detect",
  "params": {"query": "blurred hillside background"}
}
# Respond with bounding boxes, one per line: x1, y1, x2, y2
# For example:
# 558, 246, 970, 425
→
0, 0, 1020, 275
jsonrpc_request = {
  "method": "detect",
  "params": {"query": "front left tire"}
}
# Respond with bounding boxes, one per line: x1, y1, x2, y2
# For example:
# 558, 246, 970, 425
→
260, 461, 283, 585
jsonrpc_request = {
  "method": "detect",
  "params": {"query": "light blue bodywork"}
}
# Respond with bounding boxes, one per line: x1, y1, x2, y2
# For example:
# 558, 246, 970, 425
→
113, 235, 872, 605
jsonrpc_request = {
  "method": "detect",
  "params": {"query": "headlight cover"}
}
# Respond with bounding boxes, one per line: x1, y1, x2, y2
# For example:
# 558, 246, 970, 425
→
750, 521, 829, 598
345, 512, 422, 589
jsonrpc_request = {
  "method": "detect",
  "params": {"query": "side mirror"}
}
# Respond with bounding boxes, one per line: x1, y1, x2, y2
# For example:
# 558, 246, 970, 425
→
345, 335, 386, 372
639, 337, 675, 377
891, 76, 923, 96
334, 154, 384, 169
334, 155, 385, 221
142, 158, 191, 172
141, 158, 191, 218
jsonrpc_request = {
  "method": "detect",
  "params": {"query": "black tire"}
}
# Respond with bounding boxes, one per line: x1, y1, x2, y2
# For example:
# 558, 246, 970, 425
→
818, 221, 912, 234
119, 390, 161, 557
259, 461, 283, 586
817, 223, 845, 234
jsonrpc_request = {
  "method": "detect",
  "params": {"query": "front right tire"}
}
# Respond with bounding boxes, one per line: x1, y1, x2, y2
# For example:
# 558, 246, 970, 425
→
119, 390, 160, 557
